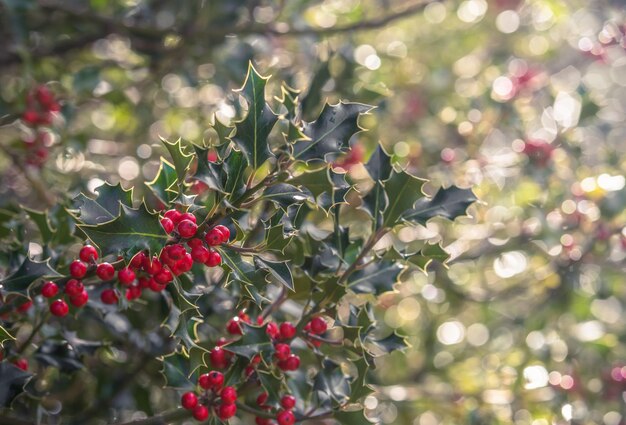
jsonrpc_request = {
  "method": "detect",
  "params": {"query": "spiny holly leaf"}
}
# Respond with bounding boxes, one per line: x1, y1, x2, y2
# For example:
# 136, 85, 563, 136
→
212, 116, 234, 146
0, 325, 15, 346
349, 357, 374, 402
161, 137, 193, 184
263, 213, 295, 254
289, 167, 351, 213
293, 102, 372, 163
193, 145, 225, 193
24, 207, 54, 244
224, 323, 273, 359
231, 63, 278, 169
365, 144, 393, 182
74, 182, 134, 225
382, 170, 426, 228
0, 362, 32, 407
1, 256, 60, 295
257, 369, 284, 405
347, 261, 404, 295
254, 257, 294, 291
313, 359, 350, 403
370, 331, 409, 354
160, 351, 195, 389
146, 158, 178, 205
218, 246, 267, 289
404, 186, 477, 224
390, 243, 450, 272
361, 181, 387, 229
275, 83, 301, 121
35, 340, 84, 373
77, 203, 168, 257
224, 150, 248, 201
283, 121, 309, 145
261, 183, 314, 210
334, 409, 372, 425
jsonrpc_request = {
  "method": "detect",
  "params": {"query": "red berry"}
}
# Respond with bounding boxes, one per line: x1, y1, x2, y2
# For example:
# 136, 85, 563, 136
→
251, 354, 262, 366
205, 228, 224, 246
280, 395, 296, 410
166, 244, 186, 260
205, 250, 221, 267
164, 209, 182, 224
79, 245, 99, 262
148, 279, 166, 292
226, 317, 243, 335
154, 268, 173, 285
217, 403, 237, 420
50, 299, 69, 317
191, 246, 210, 263
36, 86, 55, 107
210, 346, 229, 369
65, 279, 84, 297
69, 260, 88, 278
41, 281, 59, 298
178, 219, 198, 238
192, 405, 209, 421
125, 285, 142, 301
256, 418, 272, 425
309, 317, 327, 335
279, 322, 296, 340
274, 343, 291, 361
96, 262, 115, 280
181, 391, 198, 410
256, 392, 268, 406
22, 110, 39, 125
177, 253, 193, 273
161, 217, 175, 234
100, 289, 118, 305
130, 252, 147, 269
276, 409, 295, 425
143, 256, 162, 275
214, 225, 231, 243
16, 299, 32, 313
118, 267, 136, 285
220, 386, 237, 404
266, 322, 280, 339
14, 358, 28, 371
138, 277, 151, 288
187, 238, 204, 249
284, 354, 300, 371
70, 289, 89, 307
180, 212, 197, 223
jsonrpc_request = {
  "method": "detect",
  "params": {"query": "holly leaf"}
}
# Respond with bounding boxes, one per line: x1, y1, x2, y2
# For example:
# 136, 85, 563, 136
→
193, 145, 225, 193
218, 247, 267, 289
74, 182, 134, 225
293, 102, 372, 162
224, 323, 273, 359
62, 331, 105, 356
0, 325, 15, 346
0, 362, 32, 407
146, 158, 178, 205
382, 170, 426, 228
1, 256, 60, 295
275, 83, 300, 120
261, 183, 314, 210
313, 359, 350, 403
347, 261, 404, 295
254, 257, 294, 291
360, 181, 387, 229
334, 409, 372, 425
263, 213, 295, 254
370, 332, 409, 354
24, 207, 54, 244
161, 137, 193, 184
77, 203, 168, 257
365, 144, 393, 182
35, 340, 84, 373
404, 186, 477, 224
231, 63, 278, 169
224, 150, 248, 200
349, 357, 374, 402
161, 351, 195, 389
289, 167, 351, 214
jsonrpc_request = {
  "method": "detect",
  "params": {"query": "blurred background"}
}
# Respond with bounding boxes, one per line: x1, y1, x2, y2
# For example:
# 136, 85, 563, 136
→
1, 0, 626, 424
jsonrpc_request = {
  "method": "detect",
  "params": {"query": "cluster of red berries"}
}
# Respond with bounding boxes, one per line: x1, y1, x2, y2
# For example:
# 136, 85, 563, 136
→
0, 293, 33, 320
180, 371, 237, 422
255, 393, 297, 425
21, 85, 61, 166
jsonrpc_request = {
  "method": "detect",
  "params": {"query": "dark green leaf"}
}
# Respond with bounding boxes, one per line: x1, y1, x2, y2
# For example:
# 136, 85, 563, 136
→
261, 183, 314, 210
293, 102, 372, 163
334, 409, 372, 425
161, 137, 193, 184
276, 83, 300, 121
146, 158, 178, 205
161, 351, 195, 390
0, 325, 15, 346
24, 207, 54, 244
1, 256, 60, 295
360, 181, 387, 229
254, 257, 294, 291
382, 170, 426, 228
77, 203, 168, 257
348, 261, 404, 295
224, 323, 273, 359
231, 63, 278, 168
370, 332, 409, 354
193, 145, 226, 193
403, 186, 477, 224
365, 144, 393, 182
73, 182, 134, 225
35, 340, 84, 372
218, 246, 267, 289
224, 150, 248, 200
0, 362, 32, 407
313, 359, 350, 403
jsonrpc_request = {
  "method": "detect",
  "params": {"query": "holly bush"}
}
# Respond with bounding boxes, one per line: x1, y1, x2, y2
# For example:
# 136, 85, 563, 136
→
0, 64, 475, 424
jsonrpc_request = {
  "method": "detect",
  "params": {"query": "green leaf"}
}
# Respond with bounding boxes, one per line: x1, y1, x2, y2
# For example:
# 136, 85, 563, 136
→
275, 83, 300, 120
1, 256, 60, 295
382, 170, 426, 228
334, 409, 372, 425
360, 181, 387, 229
0, 362, 32, 408
24, 207, 54, 244
231, 63, 278, 169
160, 351, 195, 390
291, 167, 352, 214
365, 144, 393, 182
347, 261, 404, 295
224, 323, 273, 359
261, 183, 314, 210
349, 357, 374, 402
370, 332, 409, 354
0, 325, 15, 346
218, 246, 267, 289
313, 359, 350, 403
293, 102, 372, 162
263, 213, 295, 254
403, 186, 477, 224
77, 203, 168, 257
224, 150, 248, 200
192, 145, 225, 193
74, 182, 134, 225
161, 137, 194, 184
254, 257, 294, 291
146, 158, 178, 205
